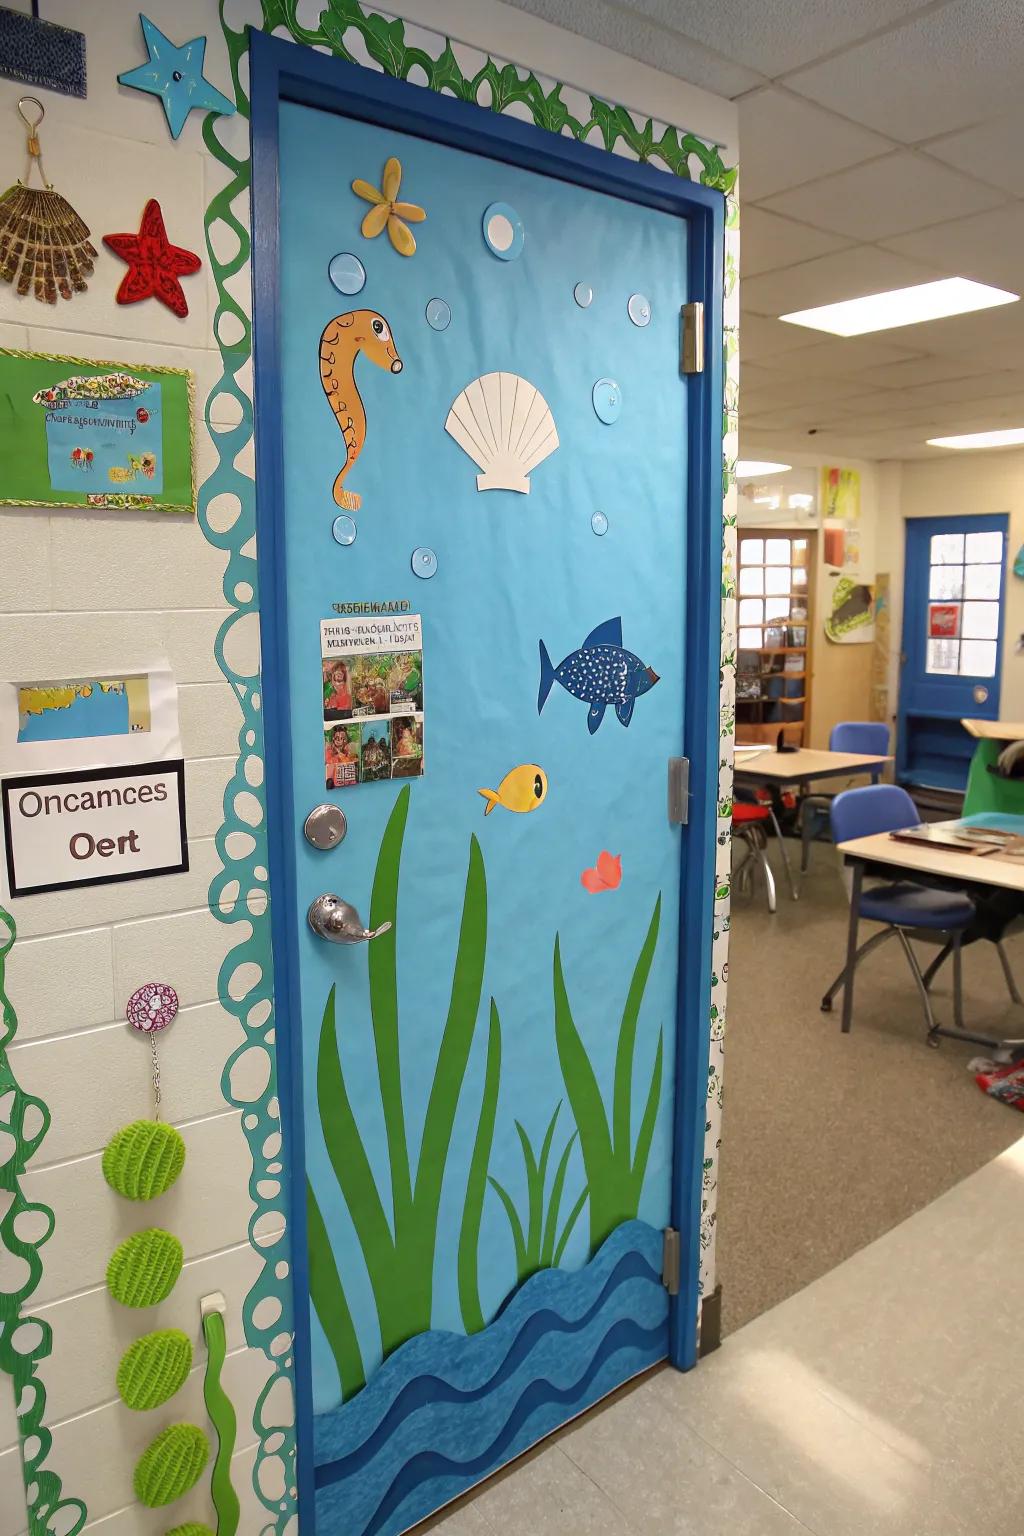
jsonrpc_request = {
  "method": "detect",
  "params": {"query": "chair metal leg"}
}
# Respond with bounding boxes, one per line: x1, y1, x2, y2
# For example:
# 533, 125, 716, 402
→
952, 933, 964, 1033
840, 862, 864, 1034
768, 808, 798, 902
821, 927, 896, 1010
758, 844, 777, 913
893, 928, 939, 1042
997, 939, 1023, 1006
800, 804, 812, 874
922, 938, 953, 992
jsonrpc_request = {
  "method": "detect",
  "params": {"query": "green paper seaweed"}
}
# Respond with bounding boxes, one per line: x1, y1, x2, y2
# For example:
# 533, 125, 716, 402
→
554, 897, 665, 1249
133, 1423, 210, 1508
117, 1328, 192, 1411
308, 785, 492, 1397
488, 1102, 588, 1288
103, 1120, 186, 1201
203, 1307, 240, 1536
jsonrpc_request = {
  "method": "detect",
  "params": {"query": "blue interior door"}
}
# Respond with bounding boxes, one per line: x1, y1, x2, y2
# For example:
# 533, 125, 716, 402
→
272, 87, 704, 1536
897, 514, 1008, 790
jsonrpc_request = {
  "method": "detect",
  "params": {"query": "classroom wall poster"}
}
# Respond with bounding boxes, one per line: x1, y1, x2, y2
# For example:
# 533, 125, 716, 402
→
320, 614, 424, 787
870, 572, 891, 722
0, 348, 195, 512
0, 665, 181, 773
820, 465, 861, 571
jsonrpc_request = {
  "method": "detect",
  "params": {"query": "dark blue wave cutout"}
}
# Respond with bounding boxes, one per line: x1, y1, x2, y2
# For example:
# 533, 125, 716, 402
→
317, 1316, 666, 1536
314, 1247, 661, 1479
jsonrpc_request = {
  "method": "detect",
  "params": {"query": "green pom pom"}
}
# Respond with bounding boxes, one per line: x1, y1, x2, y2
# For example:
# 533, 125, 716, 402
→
107, 1228, 183, 1308
134, 1423, 210, 1508
116, 1328, 192, 1410
164, 1526, 215, 1536
103, 1120, 186, 1201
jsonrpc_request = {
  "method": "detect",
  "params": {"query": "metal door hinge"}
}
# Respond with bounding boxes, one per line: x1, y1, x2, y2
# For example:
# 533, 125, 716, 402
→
681, 302, 705, 374
662, 1227, 681, 1295
668, 757, 690, 824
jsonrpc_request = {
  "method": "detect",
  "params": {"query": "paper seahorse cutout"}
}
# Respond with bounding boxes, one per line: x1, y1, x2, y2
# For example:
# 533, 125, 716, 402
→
319, 310, 403, 509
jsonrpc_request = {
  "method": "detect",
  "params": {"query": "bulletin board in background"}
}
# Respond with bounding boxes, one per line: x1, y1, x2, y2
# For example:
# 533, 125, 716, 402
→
870, 572, 891, 721
0, 348, 195, 512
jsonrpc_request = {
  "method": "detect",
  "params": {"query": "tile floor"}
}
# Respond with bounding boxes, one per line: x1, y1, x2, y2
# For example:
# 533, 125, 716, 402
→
426, 1135, 1024, 1535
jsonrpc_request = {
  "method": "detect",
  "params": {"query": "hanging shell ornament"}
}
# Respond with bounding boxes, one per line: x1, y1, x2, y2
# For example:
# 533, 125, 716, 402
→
445, 372, 559, 494
352, 156, 425, 256
0, 97, 96, 303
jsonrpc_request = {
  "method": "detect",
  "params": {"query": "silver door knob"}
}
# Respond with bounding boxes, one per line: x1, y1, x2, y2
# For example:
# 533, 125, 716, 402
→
307, 893, 392, 945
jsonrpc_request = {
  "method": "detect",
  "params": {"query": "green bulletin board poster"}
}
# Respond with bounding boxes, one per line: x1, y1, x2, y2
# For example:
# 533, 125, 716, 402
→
0, 348, 195, 513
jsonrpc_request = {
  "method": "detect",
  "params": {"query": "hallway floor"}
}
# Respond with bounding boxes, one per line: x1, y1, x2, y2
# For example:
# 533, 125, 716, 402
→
428, 1135, 1024, 1534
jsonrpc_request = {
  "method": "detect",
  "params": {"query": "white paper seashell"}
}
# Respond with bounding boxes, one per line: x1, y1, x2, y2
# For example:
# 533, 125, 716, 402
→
444, 372, 559, 494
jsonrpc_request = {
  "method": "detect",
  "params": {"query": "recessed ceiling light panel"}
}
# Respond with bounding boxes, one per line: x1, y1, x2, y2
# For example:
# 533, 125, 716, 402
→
735, 460, 791, 478
927, 427, 1024, 450
780, 277, 1018, 338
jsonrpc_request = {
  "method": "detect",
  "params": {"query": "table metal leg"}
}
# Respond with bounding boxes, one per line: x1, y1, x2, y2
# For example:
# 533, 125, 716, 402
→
841, 860, 863, 1035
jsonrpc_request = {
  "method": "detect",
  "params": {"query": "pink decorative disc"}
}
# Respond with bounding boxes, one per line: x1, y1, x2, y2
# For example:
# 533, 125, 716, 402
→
126, 981, 179, 1034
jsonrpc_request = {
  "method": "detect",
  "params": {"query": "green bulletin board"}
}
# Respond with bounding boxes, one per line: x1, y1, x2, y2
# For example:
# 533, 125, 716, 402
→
0, 348, 195, 513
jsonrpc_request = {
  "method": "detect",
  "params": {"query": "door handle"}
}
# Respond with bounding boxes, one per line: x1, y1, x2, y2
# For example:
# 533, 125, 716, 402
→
307, 893, 392, 945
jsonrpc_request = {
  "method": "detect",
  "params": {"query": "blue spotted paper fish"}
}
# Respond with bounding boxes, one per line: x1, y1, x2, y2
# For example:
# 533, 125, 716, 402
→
538, 617, 659, 733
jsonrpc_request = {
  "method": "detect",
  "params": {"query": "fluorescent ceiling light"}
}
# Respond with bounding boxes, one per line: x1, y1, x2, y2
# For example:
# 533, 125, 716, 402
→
780, 277, 1018, 337
736, 460, 791, 478
927, 427, 1024, 450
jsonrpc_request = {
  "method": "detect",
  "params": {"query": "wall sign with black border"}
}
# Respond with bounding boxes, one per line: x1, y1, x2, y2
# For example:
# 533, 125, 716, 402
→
2, 760, 188, 897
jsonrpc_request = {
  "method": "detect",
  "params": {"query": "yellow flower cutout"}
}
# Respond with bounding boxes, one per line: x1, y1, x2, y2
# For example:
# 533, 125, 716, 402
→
352, 157, 426, 257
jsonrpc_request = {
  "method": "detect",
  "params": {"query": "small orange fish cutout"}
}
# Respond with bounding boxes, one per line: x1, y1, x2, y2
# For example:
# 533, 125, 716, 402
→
581, 851, 621, 893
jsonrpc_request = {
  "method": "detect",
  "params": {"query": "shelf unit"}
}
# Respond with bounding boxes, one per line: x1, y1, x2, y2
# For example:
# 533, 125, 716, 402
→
735, 531, 814, 747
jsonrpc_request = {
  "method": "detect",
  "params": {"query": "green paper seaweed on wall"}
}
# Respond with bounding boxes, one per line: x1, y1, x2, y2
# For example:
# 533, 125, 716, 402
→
488, 1103, 588, 1288
554, 896, 664, 1249
307, 784, 493, 1398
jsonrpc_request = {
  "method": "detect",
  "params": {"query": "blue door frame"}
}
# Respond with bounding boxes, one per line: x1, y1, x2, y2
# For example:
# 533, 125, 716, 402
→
897, 512, 1008, 791
248, 29, 724, 1525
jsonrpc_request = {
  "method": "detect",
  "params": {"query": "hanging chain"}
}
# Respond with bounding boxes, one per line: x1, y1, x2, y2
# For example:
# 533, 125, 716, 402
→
150, 1033, 163, 1122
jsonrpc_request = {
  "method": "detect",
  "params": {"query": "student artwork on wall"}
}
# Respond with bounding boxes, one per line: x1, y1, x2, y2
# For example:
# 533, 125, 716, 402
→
445, 372, 558, 492
103, 199, 203, 318
0, 349, 195, 511
320, 613, 423, 786
352, 156, 425, 255
825, 575, 876, 645
538, 618, 660, 733
117, 14, 235, 140
319, 310, 403, 510
0, 663, 181, 773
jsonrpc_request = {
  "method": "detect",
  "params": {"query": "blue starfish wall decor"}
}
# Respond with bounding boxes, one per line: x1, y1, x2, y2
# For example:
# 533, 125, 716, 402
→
118, 14, 235, 140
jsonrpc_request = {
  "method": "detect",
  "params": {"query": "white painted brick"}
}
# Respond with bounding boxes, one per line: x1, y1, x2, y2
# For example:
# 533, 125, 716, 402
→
3, 928, 114, 1043
48, 500, 229, 612
180, 680, 245, 757
10, 1001, 241, 1163
0, 320, 29, 350
112, 906, 242, 1012
0, 1378, 15, 1468
5, 837, 222, 939
26, 1238, 272, 1440
0, 510, 51, 613
75, 1441, 263, 1536
0, 608, 235, 685
184, 755, 236, 837
24, 1109, 255, 1306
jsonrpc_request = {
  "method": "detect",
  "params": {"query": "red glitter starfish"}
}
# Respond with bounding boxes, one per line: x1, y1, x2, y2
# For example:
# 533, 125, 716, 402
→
103, 198, 202, 318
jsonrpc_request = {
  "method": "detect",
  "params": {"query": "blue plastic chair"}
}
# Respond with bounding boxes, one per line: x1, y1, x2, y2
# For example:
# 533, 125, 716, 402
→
821, 784, 975, 1041
800, 721, 890, 872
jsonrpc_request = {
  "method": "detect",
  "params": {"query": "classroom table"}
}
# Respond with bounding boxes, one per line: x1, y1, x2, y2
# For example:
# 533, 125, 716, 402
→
734, 747, 892, 788
835, 829, 1024, 1049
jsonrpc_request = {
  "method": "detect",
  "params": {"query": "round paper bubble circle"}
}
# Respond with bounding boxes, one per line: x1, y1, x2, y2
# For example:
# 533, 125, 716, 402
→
482, 202, 524, 261
592, 378, 622, 425
591, 511, 609, 536
425, 297, 451, 331
126, 982, 179, 1034
573, 282, 593, 308
628, 292, 652, 327
411, 546, 437, 579
328, 252, 366, 296
332, 514, 357, 546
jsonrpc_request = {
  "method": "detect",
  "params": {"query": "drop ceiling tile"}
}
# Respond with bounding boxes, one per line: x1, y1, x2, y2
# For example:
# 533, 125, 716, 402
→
742, 245, 941, 318
498, 0, 762, 97
767, 335, 925, 376
739, 206, 850, 278
761, 152, 1006, 241
880, 203, 1024, 294
926, 108, 1024, 198
623, 0, 930, 76
906, 372, 1024, 405
851, 356, 1000, 390
736, 88, 893, 201
739, 404, 855, 431
784, 0, 1024, 142
737, 313, 826, 363
877, 299, 1024, 362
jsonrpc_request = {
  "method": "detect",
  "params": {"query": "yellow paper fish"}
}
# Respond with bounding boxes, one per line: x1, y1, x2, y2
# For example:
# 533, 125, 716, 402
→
478, 764, 548, 816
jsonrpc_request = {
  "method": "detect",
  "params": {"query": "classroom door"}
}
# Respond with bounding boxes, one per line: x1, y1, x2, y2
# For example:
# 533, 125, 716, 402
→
898, 514, 1008, 790
272, 90, 705, 1536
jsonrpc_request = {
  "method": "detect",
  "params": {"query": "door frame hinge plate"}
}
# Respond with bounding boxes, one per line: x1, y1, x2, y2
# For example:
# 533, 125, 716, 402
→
668, 757, 690, 824
681, 302, 705, 374
662, 1226, 681, 1295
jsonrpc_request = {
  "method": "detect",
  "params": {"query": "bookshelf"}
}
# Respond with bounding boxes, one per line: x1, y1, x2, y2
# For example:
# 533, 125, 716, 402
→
735, 531, 813, 746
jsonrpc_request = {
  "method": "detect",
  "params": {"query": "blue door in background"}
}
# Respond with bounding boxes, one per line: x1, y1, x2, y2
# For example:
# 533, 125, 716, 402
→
898, 513, 1008, 790
253, 40, 723, 1536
